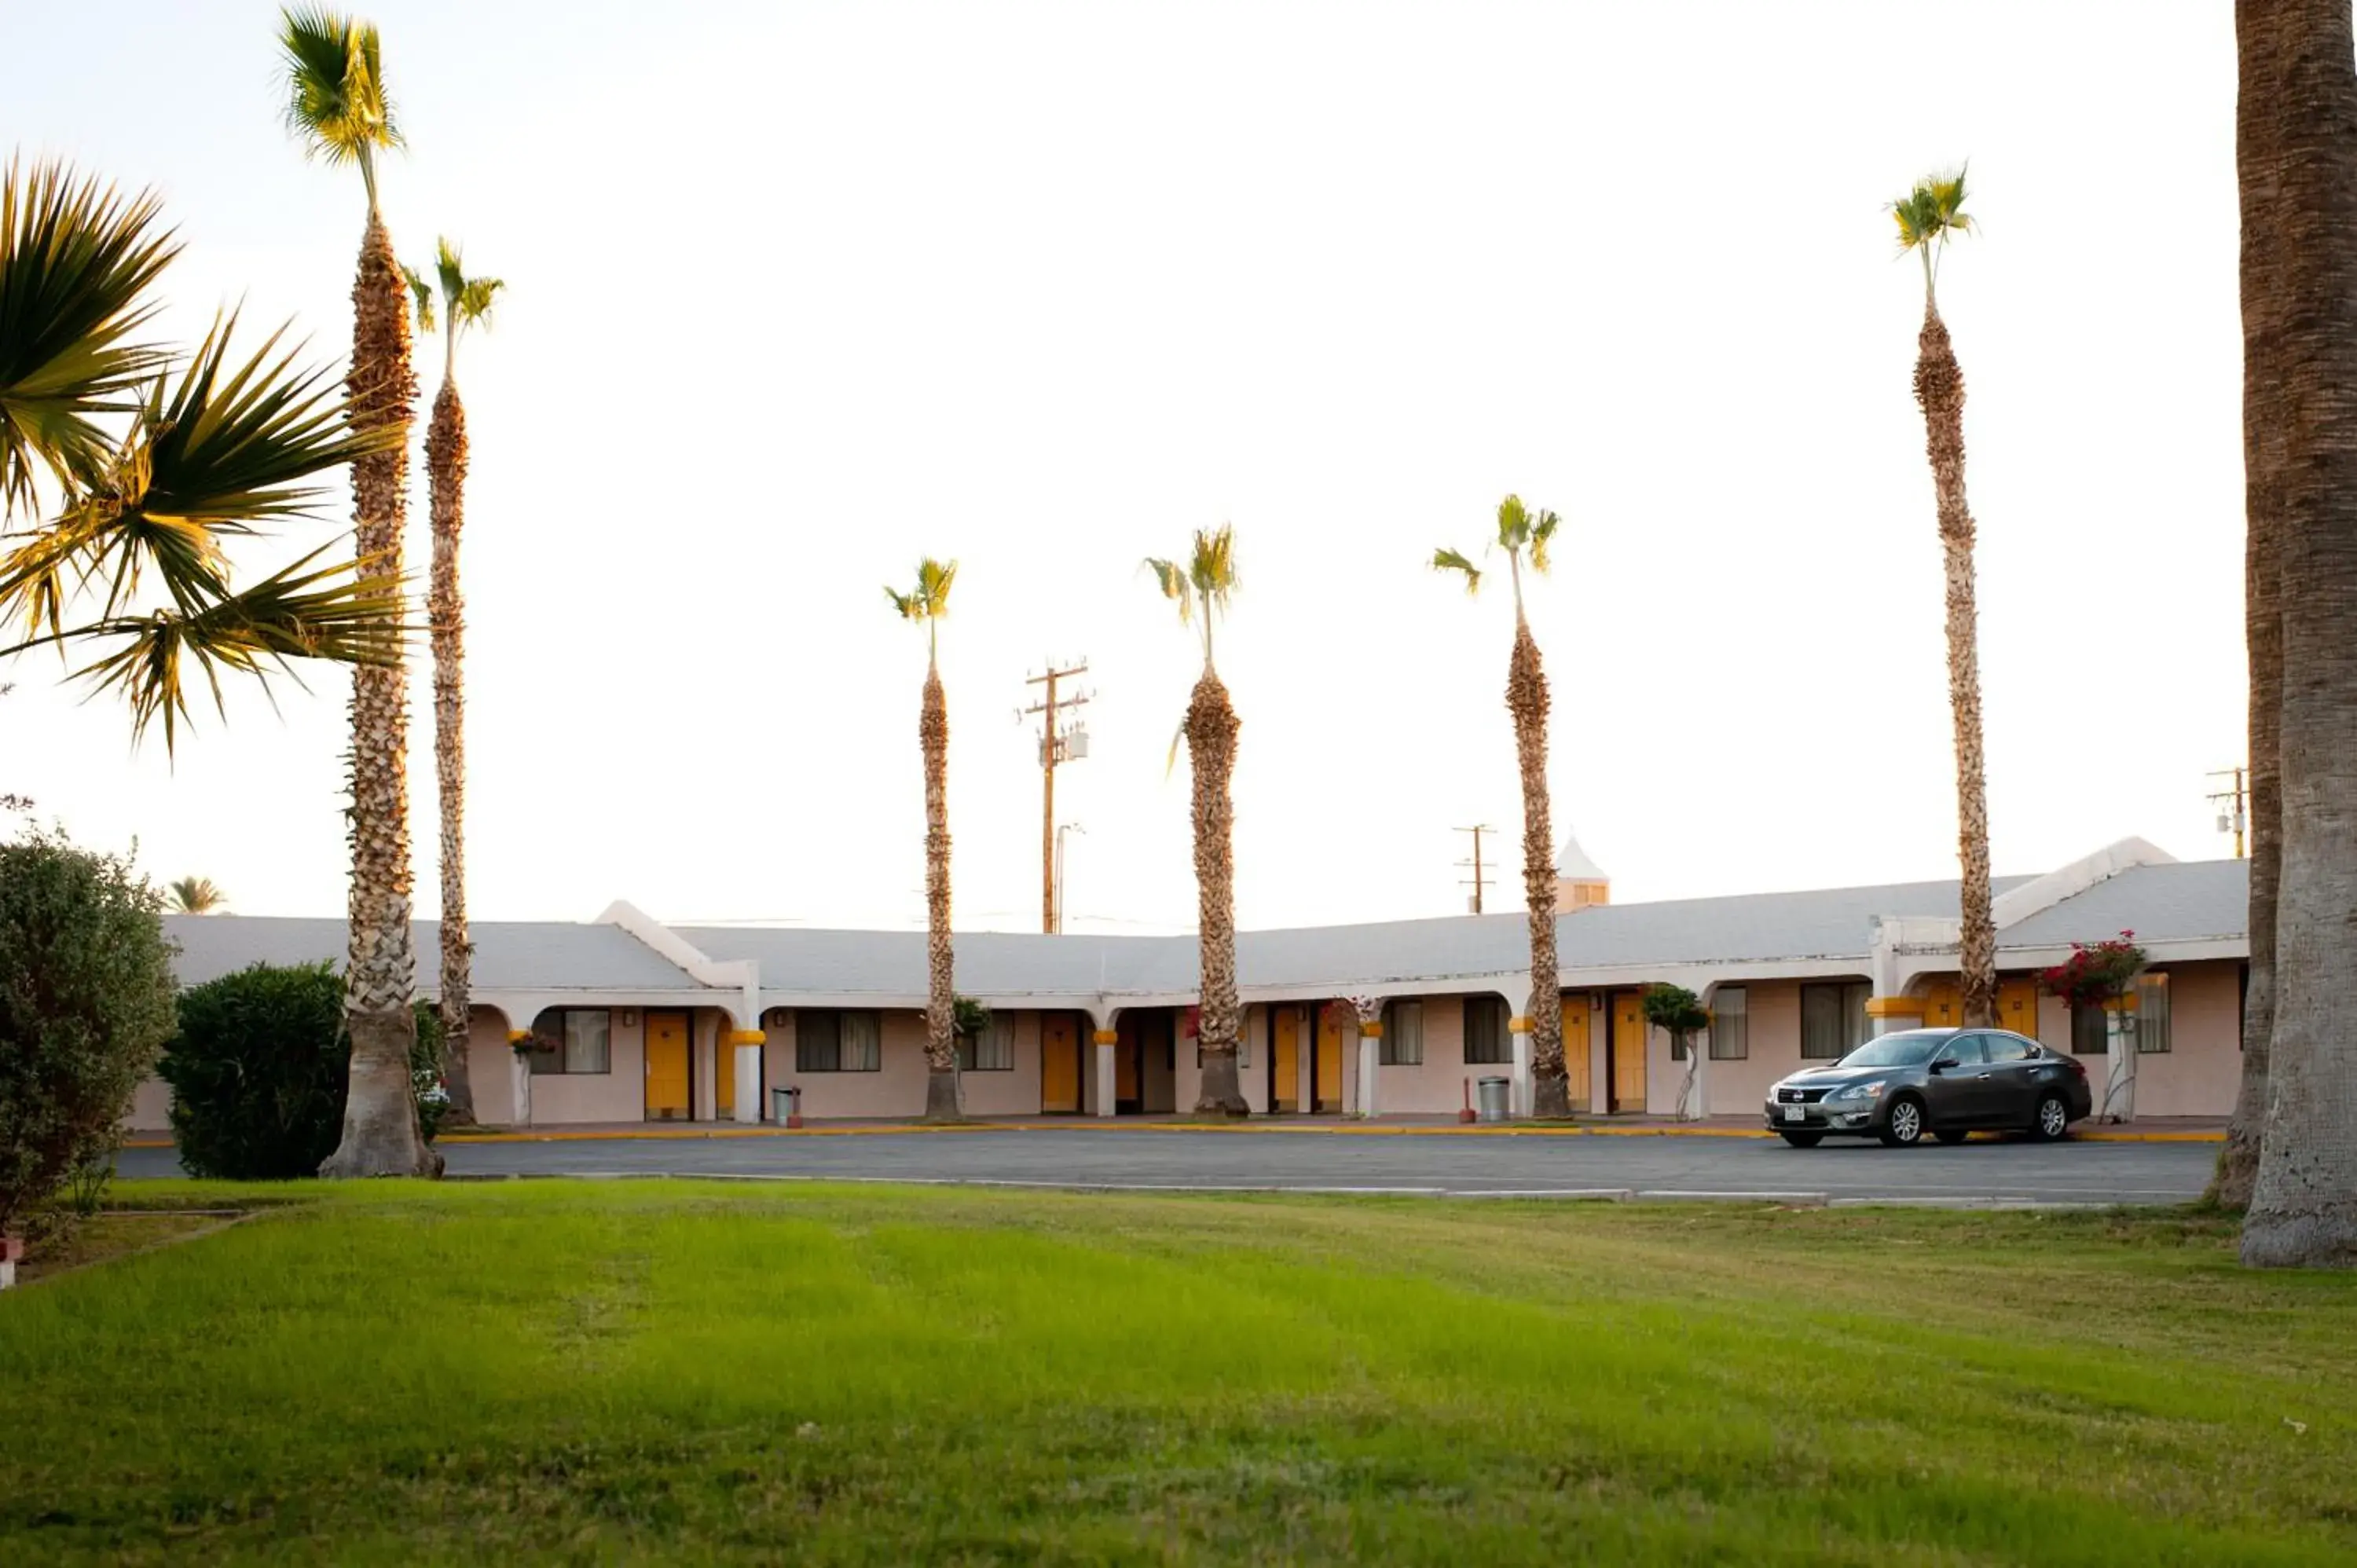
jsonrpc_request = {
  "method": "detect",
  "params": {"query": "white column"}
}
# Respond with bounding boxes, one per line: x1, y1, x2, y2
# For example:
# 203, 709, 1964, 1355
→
1092, 1020, 1118, 1118
508, 1030, 533, 1128
2102, 1002, 2138, 1122
730, 1028, 764, 1125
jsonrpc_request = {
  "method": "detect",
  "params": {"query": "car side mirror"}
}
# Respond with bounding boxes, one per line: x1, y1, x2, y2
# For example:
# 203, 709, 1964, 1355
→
1930, 1057, 1957, 1075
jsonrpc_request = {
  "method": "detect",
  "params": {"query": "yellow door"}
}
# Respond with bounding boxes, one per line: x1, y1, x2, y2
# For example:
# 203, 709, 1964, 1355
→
1997, 980, 2038, 1041
1562, 996, 1592, 1112
644, 1010, 691, 1120
716, 1020, 735, 1117
1315, 1011, 1344, 1112
1116, 1019, 1138, 1105
1273, 1008, 1300, 1112
1611, 991, 1648, 1112
1923, 982, 1963, 1029
1041, 1014, 1080, 1112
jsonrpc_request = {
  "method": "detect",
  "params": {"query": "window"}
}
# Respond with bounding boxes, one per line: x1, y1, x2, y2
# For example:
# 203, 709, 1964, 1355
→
1936, 1034, 1988, 1068
527, 1009, 610, 1075
1463, 997, 1511, 1064
2071, 1002, 2108, 1056
2135, 974, 2172, 1054
1709, 987, 1748, 1061
959, 1014, 1015, 1072
1800, 982, 1871, 1060
1382, 1000, 1424, 1066
1985, 1031, 2038, 1063
797, 1009, 882, 1072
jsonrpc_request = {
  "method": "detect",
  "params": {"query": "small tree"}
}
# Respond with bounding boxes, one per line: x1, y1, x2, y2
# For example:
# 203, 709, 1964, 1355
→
161, 961, 446, 1179
2040, 930, 2146, 1123
0, 831, 177, 1236
1643, 984, 1711, 1123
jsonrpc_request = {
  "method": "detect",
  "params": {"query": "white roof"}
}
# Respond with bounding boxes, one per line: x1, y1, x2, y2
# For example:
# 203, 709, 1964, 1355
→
1555, 830, 1608, 882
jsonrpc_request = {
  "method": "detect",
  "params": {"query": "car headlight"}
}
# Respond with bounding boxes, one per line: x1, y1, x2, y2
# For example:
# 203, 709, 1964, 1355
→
1827, 1080, 1886, 1102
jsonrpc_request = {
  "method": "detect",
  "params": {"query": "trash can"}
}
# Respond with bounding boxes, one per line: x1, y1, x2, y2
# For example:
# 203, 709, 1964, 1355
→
1476, 1075, 1510, 1124
772, 1085, 802, 1127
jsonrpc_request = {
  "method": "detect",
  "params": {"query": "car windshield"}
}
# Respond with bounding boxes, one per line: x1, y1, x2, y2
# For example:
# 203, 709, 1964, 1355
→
1835, 1034, 1945, 1069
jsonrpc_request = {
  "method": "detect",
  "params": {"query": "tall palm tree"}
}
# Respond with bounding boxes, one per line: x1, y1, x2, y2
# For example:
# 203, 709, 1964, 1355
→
0, 159, 402, 746
2215, 5, 2289, 1213
280, 6, 435, 1178
886, 559, 962, 1122
166, 877, 228, 914
403, 240, 501, 1128
1893, 170, 1996, 1030
1433, 496, 1568, 1117
2242, 0, 2357, 1269
1148, 527, 1245, 1116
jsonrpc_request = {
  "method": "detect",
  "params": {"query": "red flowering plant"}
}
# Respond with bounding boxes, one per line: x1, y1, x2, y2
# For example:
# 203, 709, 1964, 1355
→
2037, 930, 2146, 1009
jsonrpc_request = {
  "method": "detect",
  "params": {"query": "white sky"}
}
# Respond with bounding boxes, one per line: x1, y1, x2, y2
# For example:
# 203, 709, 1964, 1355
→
2, 2, 2246, 935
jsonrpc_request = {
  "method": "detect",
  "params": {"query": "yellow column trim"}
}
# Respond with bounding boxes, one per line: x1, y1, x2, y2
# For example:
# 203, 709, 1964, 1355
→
506, 1029, 532, 1043
725, 1029, 767, 1046
1508, 1016, 1531, 1033
1864, 996, 1926, 1018
2099, 995, 2141, 1012
1358, 1021, 1383, 1039
1093, 1029, 1119, 1045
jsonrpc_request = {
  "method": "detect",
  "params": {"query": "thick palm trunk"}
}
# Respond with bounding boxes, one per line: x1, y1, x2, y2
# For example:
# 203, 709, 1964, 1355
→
2217, 16, 2288, 1208
1913, 306, 1997, 1029
321, 214, 437, 1180
426, 377, 475, 1126
1508, 623, 1567, 1118
920, 664, 961, 1121
2242, 0, 2357, 1269
1188, 670, 1247, 1116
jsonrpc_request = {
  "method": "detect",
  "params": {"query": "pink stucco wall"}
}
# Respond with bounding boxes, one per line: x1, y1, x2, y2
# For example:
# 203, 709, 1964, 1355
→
526, 1010, 649, 1123
463, 1009, 517, 1126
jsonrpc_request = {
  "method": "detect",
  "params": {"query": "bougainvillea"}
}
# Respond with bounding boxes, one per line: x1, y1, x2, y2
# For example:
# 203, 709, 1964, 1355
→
2038, 930, 2146, 1009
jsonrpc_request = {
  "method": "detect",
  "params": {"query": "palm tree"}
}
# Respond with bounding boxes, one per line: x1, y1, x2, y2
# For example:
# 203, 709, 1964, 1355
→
2242, 0, 2357, 1269
1433, 496, 1568, 1118
0, 159, 402, 746
1148, 529, 1247, 1116
280, 6, 435, 1178
166, 877, 228, 914
1893, 169, 1996, 1031
886, 559, 962, 1123
403, 240, 502, 1129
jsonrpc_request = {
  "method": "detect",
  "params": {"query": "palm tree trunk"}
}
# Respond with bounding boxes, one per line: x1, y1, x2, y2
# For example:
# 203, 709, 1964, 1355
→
425, 376, 475, 1127
920, 663, 961, 1122
2242, 0, 2357, 1269
321, 213, 437, 1180
1913, 306, 1997, 1029
1508, 623, 1567, 1118
1188, 670, 1247, 1116
2216, 13, 2288, 1208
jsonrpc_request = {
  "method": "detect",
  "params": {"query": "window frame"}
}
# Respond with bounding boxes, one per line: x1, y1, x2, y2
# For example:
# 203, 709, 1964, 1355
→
1382, 999, 1425, 1067
1463, 996, 1511, 1065
1799, 981, 1871, 1061
796, 1009, 885, 1074
527, 1008, 613, 1076
1709, 987, 1748, 1061
958, 1013, 1017, 1072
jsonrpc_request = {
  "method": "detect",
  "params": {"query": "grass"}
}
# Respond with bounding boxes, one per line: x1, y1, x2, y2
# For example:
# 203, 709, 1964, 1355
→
2, 1182, 2352, 1564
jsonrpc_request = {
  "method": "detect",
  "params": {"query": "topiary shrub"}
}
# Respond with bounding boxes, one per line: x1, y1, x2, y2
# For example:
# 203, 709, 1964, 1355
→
161, 962, 446, 1180
0, 830, 177, 1236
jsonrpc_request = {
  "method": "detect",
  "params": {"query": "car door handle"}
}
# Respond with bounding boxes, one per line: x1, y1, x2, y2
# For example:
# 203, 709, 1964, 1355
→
1974, 1072, 1992, 1080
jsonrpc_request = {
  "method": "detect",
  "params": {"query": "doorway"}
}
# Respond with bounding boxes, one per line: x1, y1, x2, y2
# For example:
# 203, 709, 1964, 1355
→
645, 1009, 691, 1120
1563, 995, 1593, 1113
1040, 1013, 1083, 1112
1270, 1006, 1302, 1112
1313, 1007, 1345, 1113
1607, 991, 1648, 1113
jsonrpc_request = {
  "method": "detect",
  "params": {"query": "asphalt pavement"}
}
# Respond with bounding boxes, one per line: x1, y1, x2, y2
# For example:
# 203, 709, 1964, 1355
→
116, 1127, 2219, 1206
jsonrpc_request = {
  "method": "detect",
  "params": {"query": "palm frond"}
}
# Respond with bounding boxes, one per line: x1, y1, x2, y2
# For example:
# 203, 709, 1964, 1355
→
401, 262, 434, 332
1494, 493, 1530, 552
1189, 524, 1238, 600
23, 540, 405, 753
1164, 717, 1186, 780
167, 875, 227, 913
1430, 546, 1482, 594
884, 584, 918, 620
1144, 555, 1193, 625
1527, 507, 1561, 575
0, 159, 179, 516
454, 277, 502, 328
278, 7, 399, 207
0, 310, 398, 647
916, 555, 956, 617
1891, 166, 1974, 252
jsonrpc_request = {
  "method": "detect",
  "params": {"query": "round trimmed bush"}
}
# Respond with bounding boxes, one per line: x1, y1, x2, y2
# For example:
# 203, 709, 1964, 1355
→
162, 962, 445, 1180
0, 830, 177, 1233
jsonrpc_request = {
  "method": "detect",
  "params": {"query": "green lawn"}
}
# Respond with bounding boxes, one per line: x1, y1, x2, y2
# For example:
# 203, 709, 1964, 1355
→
2, 1183, 2352, 1564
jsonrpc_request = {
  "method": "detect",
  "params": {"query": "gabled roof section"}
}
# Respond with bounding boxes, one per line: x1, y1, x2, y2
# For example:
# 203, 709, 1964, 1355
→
1998, 859, 2248, 951
161, 915, 722, 994
1990, 837, 2176, 930
1555, 830, 1608, 882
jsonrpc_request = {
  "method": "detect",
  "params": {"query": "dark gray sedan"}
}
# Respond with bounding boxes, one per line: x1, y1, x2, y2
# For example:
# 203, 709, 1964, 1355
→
1763, 1027, 2094, 1148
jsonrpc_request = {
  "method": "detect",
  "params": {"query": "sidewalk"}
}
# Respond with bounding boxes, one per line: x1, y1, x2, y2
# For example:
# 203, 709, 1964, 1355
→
116, 1112, 2220, 1149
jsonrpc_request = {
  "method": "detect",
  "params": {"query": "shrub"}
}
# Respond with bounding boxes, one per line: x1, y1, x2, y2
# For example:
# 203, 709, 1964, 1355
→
0, 830, 177, 1235
161, 963, 445, 1180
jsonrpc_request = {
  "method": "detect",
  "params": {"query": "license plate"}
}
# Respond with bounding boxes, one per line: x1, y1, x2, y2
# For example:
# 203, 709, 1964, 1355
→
1782, 1105, 1804, 1123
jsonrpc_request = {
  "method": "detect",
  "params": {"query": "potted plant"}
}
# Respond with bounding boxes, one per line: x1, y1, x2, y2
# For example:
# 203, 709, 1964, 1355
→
2039, 930, 2146, 1123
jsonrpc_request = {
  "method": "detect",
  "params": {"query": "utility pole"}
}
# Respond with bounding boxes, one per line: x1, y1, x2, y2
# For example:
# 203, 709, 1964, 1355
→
1021, 660, 1091, 933
1454, 824, 1496, 914
2206, 767, 2249, 859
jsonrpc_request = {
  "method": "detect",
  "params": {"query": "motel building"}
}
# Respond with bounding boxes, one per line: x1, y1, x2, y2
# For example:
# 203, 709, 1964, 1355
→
135, 835, 2250, 1133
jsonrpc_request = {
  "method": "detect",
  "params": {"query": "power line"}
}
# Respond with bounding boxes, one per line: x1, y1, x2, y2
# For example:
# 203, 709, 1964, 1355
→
1019, 658, 1091, 933
2206, 767, 2249, 859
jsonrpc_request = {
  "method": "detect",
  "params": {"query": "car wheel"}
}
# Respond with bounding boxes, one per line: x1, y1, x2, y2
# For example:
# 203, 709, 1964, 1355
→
2030, 1093, 2070, 1142
1934, 1128, 1970, 1145
1779, 1131, 1824, 1149
1879, 1095, 1926, 1148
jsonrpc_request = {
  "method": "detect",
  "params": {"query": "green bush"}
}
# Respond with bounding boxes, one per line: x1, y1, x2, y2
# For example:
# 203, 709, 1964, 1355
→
0, 830, 177, 1234
161, 963, 445, 1180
